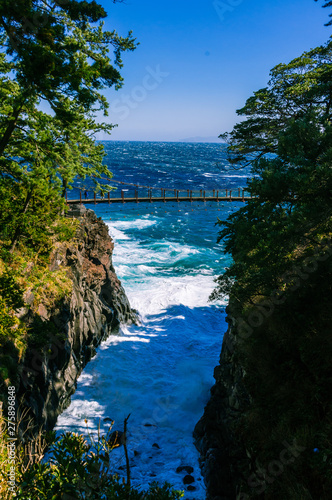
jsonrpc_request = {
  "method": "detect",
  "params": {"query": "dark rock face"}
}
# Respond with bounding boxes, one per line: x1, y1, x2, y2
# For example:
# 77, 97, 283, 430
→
17, 206, 136, 436
194, 306, 251, 500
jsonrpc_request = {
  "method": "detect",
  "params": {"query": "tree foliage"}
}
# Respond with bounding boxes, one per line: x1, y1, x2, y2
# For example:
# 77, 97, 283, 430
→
0, 0, 137, 251
315, 0, 332, 25
213, 40, 332, 305
213, 26, 332, 497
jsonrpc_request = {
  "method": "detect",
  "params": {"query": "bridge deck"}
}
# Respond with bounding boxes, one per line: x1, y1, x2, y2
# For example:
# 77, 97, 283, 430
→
67, 196, 251, 204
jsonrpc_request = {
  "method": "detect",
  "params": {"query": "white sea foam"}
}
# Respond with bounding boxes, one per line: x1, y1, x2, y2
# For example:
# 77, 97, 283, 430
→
108, 226, 130, 241
57, 205, 228, 499
125, 274, 224, 319
107, 219, 158, 232
220, 174, 250, 178
108, 237, 203, 281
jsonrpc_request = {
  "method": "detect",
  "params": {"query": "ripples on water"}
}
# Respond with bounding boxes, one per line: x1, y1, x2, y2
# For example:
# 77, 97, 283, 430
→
57, 142, 249, 498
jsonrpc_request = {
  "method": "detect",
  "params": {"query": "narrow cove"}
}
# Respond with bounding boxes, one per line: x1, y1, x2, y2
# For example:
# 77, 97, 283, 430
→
55, 142, 245, 497
55, 201, 237, 497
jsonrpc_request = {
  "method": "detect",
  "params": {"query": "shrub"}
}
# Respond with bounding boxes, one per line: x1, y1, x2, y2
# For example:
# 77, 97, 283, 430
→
17, 430, 184, 500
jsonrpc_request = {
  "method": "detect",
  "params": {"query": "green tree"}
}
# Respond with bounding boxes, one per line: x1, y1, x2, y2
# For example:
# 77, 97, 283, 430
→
0, 0, 137, 251
315, 0, 332, 25
213, 40, 332, 306
0, 0, 136, 151
211, 30, 332, 499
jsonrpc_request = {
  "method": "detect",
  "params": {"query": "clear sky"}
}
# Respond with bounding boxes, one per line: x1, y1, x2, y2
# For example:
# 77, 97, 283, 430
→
97, 0, 331, 142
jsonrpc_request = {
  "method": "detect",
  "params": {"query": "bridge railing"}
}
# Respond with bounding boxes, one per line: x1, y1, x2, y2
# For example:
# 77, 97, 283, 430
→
66, 186, 252, 203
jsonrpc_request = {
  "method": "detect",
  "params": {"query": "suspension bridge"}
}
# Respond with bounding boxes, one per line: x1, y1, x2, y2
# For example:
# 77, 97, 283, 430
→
66, 179, 252, 205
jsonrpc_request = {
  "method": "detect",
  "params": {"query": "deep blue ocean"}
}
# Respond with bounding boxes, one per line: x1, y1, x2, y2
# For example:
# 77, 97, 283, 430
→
58, 142, 250, 498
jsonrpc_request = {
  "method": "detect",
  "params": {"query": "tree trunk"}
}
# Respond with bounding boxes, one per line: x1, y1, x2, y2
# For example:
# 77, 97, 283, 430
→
123, 414, 131, 489
9, 189, 33, 254
0, 99, 27, 158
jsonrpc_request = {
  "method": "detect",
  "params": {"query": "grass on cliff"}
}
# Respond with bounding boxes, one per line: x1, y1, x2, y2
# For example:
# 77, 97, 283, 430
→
0, 214, 79, 384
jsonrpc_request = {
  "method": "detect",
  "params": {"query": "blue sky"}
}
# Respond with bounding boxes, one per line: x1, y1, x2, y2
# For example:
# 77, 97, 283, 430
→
97, 0, 331, 142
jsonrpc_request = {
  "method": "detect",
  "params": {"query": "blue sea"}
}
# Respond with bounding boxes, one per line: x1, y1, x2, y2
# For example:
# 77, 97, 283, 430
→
57, 142, 250, 498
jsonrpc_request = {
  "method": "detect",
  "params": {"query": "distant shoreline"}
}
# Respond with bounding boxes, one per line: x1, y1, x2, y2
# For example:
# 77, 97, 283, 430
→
98, 139, 226, 144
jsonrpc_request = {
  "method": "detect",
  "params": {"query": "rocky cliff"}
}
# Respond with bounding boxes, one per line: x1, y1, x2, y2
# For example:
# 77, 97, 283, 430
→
195, 263, 332, 500
194, 305, 250, 500
15, 205, 136, 436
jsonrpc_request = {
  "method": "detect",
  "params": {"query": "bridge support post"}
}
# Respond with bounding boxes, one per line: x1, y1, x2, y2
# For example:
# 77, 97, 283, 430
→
229, 190, 232, 201
79, 191, 82, 204
121, 190, 124, 203
163, 190, 166, 202
108, 192, 110, 204
94, 192, 96, 204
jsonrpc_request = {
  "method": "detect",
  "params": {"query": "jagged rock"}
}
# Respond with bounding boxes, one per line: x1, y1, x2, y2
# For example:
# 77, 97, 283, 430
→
24, 291, 35, 305
176, 465, 194, 474
37, 304, 49, 321
66, 204, 87, 218
183, 474, 195, 485
194, 304, 251, 500
14, 207, 136, 438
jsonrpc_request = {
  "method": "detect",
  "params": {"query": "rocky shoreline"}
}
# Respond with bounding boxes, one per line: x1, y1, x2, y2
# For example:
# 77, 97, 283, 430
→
7, 204, 251, 497
15, 205, 136, 438
194, 306, 251, 500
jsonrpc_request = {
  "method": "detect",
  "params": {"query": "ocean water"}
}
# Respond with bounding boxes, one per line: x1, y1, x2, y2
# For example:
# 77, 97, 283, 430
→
57, 142, 249, 498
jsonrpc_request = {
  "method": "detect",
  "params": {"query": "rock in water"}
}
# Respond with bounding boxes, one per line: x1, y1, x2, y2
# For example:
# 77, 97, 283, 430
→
176, 465, 194, 474
183, 475, 195, 485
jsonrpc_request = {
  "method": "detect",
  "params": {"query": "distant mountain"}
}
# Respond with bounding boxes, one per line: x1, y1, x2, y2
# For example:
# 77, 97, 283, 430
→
180, 136, 224, 143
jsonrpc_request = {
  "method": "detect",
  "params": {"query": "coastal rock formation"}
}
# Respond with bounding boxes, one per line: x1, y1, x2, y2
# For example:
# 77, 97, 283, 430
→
16, 205, 136, 435
194, 305, 250, 500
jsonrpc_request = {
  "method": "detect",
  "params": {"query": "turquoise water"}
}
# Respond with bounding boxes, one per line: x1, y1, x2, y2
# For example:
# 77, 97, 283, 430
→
57, 142, 248, 498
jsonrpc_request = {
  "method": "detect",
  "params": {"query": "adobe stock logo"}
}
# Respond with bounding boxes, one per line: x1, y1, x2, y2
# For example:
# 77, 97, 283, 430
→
237, 440, 306, 499
110, 65, 170, 121
213, 0, 244, 22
